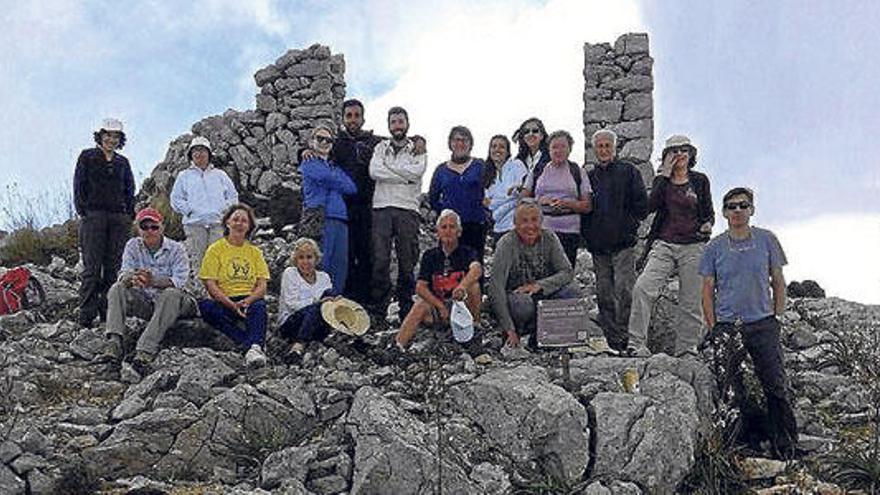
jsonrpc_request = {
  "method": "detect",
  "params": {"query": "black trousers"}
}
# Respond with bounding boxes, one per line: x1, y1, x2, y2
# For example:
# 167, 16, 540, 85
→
555, 232, 581, 269
715, 316, 798, 457
460, 222, 487, 265
343, 205, 373, 305
79, 211, 131, 322
371, 207, 420, 320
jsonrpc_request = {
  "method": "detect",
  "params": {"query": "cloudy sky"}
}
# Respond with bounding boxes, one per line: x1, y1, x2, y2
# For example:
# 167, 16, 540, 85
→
1, 0, 878, 303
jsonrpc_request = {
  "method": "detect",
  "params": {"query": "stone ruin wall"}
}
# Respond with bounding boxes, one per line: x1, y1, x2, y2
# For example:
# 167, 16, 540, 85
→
140, 44, 346, 230
583, 32, 655, 187
141, 34, 656, 233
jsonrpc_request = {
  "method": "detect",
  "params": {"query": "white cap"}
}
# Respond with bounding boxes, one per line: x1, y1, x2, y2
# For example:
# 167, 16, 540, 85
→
663, 134, 692, 150
187, 136, 212, 153
99, 117, 124, 133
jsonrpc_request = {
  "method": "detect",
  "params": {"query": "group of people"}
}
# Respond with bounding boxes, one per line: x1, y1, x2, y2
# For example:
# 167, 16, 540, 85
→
74, 106, 797, 459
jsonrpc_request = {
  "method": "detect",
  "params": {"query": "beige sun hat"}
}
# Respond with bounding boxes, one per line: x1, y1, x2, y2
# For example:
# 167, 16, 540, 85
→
321, 298, 370, 336
98, 117, 124, 133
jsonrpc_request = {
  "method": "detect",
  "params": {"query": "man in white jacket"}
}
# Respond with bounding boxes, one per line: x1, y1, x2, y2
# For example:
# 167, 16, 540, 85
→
369, 106, 427, 323
170, 136, 238, 274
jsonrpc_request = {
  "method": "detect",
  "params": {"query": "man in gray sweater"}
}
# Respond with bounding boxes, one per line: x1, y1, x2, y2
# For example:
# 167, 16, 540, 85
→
489, 201, 581, 348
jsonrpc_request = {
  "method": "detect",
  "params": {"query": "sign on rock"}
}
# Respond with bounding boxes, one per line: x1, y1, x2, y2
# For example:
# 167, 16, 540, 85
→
537, 298, 603, 348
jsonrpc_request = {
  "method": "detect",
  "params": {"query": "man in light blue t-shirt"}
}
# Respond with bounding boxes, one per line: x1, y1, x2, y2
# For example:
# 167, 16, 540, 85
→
699, 187, 797, 460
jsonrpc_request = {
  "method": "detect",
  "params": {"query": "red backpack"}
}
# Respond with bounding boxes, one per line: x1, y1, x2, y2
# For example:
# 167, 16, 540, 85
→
0, 267, 45, 315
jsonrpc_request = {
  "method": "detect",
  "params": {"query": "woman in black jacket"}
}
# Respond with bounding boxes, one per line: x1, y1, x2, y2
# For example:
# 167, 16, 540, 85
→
626, 134, 714, 357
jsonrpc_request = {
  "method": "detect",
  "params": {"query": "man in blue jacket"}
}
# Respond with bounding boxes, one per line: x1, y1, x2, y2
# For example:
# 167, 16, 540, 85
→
73, 118, 135, 327
583, 129, 648, 351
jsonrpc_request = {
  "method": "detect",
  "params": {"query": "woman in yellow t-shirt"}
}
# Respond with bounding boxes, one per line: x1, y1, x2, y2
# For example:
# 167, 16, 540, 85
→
198, 203, 270, 367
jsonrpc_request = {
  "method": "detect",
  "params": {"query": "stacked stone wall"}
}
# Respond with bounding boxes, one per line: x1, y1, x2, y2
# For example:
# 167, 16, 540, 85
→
140, 44, 345, 228
583, 33, 654, 187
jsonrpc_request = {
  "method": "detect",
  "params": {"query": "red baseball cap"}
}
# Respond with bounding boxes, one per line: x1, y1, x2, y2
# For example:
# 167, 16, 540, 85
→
135, 207, 163, 224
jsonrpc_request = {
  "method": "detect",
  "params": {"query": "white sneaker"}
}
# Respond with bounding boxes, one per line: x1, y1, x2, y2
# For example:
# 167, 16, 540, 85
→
245, 344, 268, 368
626, 345, 651, 358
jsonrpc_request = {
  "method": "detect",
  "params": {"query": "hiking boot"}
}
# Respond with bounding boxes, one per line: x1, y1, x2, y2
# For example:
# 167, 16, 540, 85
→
626, 345, 651, 358
77, 314, 96, 329
245, 344, 268, 368
94, 335, 123, 364
131, 350, 154, 376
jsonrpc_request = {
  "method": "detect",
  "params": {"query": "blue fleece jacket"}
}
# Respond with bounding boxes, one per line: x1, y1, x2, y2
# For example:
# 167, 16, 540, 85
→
428, 159, 487, 224
301, 157, 357, 221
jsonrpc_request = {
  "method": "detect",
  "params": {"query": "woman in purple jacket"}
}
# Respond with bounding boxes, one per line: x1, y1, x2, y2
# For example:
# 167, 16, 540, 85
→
300, 124, 357, 292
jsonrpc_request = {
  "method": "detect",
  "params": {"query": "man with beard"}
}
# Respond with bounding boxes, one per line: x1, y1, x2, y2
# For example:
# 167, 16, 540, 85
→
332, 100, 383, 303
368, 107, 427, 323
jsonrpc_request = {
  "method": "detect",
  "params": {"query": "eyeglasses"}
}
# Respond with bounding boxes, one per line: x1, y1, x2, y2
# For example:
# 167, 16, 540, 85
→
139, 223, 161, 231
667, 146, 690, 155
315, 136, 335, 145
522, 128, 542, 136
724, 201, 752, 210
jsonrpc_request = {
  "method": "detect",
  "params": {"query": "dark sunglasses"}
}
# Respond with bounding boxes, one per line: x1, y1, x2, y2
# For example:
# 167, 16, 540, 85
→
315, 136, 335, 145
667, 146, 691, 154
522, 128, 542, 136
724, 201, 752, 211
139, 223, 161, 231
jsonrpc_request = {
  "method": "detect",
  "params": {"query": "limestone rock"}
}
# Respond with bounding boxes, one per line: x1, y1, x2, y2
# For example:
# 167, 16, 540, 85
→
450, 365, 590, 483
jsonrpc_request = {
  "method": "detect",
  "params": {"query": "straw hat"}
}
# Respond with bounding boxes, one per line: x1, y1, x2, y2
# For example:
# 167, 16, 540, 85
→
321, 298, 370, 336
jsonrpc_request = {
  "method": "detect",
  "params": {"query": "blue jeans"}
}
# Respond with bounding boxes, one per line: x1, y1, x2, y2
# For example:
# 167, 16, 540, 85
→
198, 297, 267, 347
278, 302, 330, 343
321, 218, 348, 293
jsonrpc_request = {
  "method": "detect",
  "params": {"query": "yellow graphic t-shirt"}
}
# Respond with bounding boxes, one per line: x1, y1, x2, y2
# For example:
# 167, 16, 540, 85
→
199, 238, 270, 297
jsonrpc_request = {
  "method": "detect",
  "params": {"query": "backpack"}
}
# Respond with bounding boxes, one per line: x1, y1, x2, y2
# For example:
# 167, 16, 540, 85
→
0, 267, 46, 316
530, 160, 590, 240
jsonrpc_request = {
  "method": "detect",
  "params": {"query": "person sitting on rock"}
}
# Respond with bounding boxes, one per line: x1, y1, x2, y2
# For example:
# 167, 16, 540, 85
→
394, 209, 481, 350
95, 207, 195, 373
699, 187, 798, 460
277, 237, 336, 359
198, 203, 270, 367
170, 135, 238, 277
489, 200, 581, 348
301, 122, 357, 293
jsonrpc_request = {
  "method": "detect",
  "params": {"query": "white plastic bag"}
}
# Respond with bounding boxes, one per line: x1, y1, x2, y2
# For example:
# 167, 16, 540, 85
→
450, 300, 474, 343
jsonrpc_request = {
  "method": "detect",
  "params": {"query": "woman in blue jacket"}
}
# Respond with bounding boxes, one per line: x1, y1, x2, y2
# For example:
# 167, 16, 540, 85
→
483, 135, 528, 244
300, 124, 357, 292
428, 125, 488, 262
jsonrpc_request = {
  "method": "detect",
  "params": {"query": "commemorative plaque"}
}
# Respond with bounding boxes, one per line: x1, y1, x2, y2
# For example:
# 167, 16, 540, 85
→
536, 298, 607, 350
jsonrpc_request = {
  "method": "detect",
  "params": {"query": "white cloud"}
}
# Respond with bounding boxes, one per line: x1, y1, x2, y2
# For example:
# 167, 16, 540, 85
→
772, 214, 880, 305
361, 0, 644, 175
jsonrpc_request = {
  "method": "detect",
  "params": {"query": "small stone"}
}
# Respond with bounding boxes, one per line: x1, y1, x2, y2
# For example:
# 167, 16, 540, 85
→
473, 354, 493, 365
740, 457, 787, 480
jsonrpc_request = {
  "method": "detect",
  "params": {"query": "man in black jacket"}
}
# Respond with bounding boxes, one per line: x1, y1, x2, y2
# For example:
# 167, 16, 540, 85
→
334, 99, 383, 304
584, 129, 648, 351
73, 118, 135, 327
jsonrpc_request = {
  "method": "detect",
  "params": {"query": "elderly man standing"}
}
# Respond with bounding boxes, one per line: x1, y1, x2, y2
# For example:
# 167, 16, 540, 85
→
700, 187, 798, 460
96, 207, 194, 373
74, 117, 136, 328
489, 201, 580, 348
170, 136, 238, 275
583, 129, 648, 352
369, 106, 427, 323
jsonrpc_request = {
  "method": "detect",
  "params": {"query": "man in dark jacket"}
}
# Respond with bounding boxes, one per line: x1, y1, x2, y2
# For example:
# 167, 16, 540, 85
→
73, 118, 136, 327
584, 129, 648, 351
333, 99, 383, 304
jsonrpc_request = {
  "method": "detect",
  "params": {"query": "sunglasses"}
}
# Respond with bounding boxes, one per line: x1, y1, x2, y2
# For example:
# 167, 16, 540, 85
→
667, 146, 691, 155
724, 201, 752, 211
139, 223, 161, 231
315, 136, 335, 145
522, 128, 542, 136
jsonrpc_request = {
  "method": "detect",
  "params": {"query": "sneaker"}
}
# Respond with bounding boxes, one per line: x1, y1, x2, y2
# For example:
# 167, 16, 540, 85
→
131, 350, 154, 376
244, 344, 268, 368
626, 345, 651, 358
290, 342, 305, 355
94, 335, 123, 364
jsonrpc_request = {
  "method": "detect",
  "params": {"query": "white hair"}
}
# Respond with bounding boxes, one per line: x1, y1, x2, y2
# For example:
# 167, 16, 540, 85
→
591, 128, 618, 150
289, 237, 322, 265
436, 209, 461, 229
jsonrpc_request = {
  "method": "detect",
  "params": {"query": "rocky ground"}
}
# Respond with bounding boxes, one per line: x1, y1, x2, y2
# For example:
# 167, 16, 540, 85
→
2, 249, 878, 495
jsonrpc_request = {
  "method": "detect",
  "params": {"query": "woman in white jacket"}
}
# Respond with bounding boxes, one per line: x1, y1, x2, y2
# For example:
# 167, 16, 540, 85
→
484, 135, 528, 244
277, 238, 336, 358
